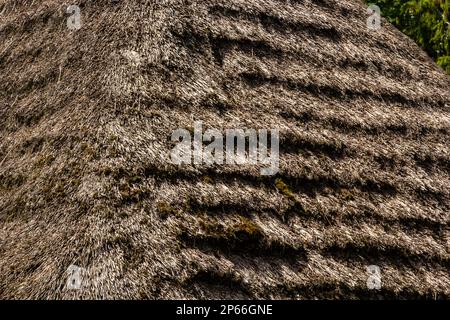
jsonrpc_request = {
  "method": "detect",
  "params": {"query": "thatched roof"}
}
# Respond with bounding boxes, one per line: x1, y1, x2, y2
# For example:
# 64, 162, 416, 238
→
0, 0, 449, 299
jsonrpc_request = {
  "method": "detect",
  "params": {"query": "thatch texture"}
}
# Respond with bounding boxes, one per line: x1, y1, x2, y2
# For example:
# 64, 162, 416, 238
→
0, 0, 449, 299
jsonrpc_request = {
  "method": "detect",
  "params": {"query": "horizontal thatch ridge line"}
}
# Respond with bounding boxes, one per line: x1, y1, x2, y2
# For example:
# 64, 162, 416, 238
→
220, 50, 450, 108
177, 200, 448, 261
208, 4, 342, 41
2, 118, 448, 207
172, 110, 450, 185
178, 212, 450, 272
282, 109, 449, 139
152, 83, 449, 146
180, 228, 449, 272
182, 268, 252, 299
280, 126, 450, 179
277, 284, 449, 299
146, 176, 448, 228
81, 113, 450, 201
112, 164, 397, 198
224, 52, 450, 114
238, 71, 448, 111
279, 110, 450, 143
274, 0, 358, 14
282, 153, 450, 205
0, 56, 62, 96
279, 126, 450, 169
181, 105, 450, 180
172, 26, 419, 83
183, 266, 449, 299
322, 244, 450, 271
414, 153, 450, 175
106, 162, 448, 209
183, 248, 450, 298
146, 175, 448, 227
179, 231, 307, 264
178, 198, 448, 242
212, 0, 414, 55
290, 203, 449, 242
201, 1, 437, 78
0, 6, 65, 38
0, 97, 66, 135
279, 133, 349, 159
207, 2, 379, 51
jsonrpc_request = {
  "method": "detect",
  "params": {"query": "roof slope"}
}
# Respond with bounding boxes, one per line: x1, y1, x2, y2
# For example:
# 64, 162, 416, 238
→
0, 0, 449, 299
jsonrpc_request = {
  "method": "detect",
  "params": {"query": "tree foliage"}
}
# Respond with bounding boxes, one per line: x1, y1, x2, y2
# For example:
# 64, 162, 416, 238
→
366, 0, 450, 73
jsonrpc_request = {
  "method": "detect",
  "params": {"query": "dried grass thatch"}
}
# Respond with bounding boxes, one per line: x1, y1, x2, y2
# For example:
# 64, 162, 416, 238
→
0, 0, 449, 299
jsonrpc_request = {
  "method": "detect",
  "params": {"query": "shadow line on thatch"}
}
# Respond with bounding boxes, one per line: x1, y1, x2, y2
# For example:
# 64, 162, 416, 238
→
239, 72, 447, 110
208, 4, 342, 41
323, 244, 450, 270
